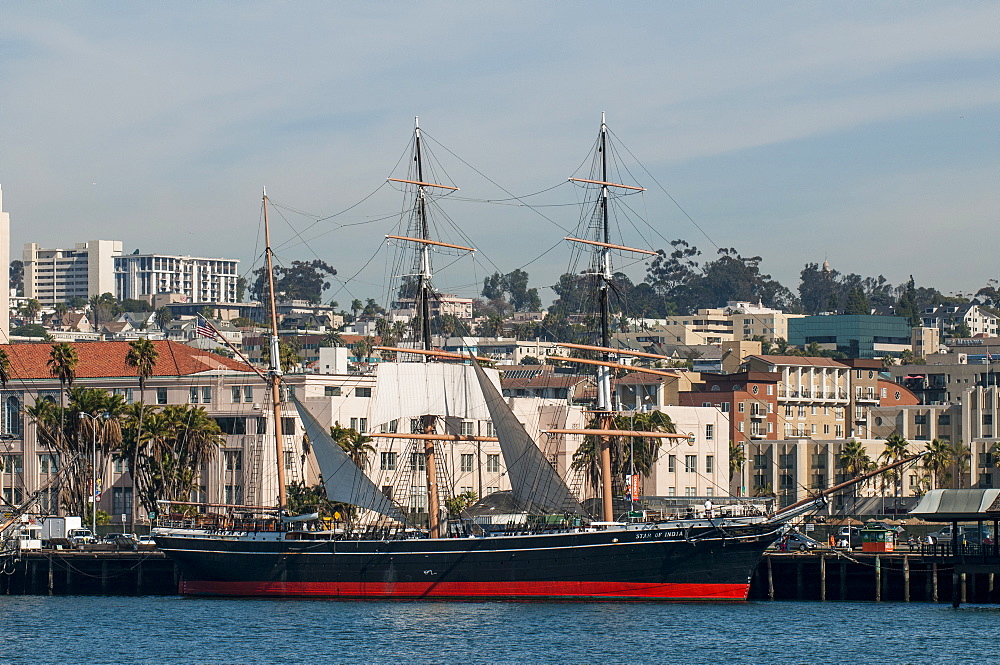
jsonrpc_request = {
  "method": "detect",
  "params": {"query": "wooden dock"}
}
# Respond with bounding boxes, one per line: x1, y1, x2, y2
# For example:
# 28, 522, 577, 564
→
0, 550, 178, 596
751, 551, 999, 604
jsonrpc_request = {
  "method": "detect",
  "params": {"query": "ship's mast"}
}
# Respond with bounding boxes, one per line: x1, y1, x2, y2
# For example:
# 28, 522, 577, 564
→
596, 113, 615, 523
263, 189, 288, 511
414, 117, 439, 538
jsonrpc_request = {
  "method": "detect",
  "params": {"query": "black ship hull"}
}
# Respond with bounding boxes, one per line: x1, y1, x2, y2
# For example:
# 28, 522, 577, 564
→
156, 522, 779, 601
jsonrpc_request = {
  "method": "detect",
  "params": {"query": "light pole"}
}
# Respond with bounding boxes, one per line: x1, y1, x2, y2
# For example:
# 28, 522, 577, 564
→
79, 412, 102, 538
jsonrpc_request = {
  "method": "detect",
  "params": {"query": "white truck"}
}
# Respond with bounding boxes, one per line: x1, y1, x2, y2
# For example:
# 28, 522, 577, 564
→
40, 516, 88, 547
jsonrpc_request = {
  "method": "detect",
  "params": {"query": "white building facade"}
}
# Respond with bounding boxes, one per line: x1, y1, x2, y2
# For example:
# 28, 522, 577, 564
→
115, 254, 240, 304
23, 240, 123, 305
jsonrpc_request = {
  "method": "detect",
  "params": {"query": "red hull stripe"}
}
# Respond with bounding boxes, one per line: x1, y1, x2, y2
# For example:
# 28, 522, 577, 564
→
180, 580, 749, 601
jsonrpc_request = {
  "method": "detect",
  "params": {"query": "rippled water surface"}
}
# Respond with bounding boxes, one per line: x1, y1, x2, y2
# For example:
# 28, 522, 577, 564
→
0, 596, 988, 664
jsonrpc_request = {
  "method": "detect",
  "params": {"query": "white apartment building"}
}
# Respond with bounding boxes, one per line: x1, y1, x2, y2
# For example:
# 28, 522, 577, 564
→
0, 187, 9, 338
23, 240, 123, 305
628, 302, 805, 345
115, 254, 240, 304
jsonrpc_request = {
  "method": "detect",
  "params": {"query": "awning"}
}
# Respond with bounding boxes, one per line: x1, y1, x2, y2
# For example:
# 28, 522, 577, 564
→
909, 489, 1000, 522
904, 375, 925, 379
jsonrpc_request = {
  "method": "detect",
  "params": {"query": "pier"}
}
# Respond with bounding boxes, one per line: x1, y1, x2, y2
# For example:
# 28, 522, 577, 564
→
0, 551, 178, 596
750, 550, 999, 605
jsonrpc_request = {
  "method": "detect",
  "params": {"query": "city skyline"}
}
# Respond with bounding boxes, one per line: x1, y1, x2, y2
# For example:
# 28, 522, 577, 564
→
2, 2, 997, 307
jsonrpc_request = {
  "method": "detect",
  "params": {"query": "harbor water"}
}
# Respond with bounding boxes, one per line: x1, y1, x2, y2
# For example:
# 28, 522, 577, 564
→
0, 596, 989, 664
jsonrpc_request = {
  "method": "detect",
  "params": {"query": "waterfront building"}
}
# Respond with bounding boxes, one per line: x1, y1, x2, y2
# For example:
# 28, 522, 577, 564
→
678, 371, 781, 448
23, 240, 123, 306
787, 314, 912, 359
115, 253, 240, 304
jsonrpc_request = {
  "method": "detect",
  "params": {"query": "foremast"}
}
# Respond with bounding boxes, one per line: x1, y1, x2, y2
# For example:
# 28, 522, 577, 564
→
262, 189, 288, 512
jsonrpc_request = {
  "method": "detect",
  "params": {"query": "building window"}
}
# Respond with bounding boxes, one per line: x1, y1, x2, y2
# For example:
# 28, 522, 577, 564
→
225, 450, 242, 472
684, 455, 697, 473
113, 457, 127, 474
721, 402, 730, 413
779, 453, 793, 469
836, 425, 844, 437
38, 454, 58, 474
355, 387, 372, 398
2, 395, 21, 437
668, 455, 676, 472
381, 452, 397, 471
156, 387, 168, 405
325, 386, 342, 397
486, 422, 494, 437
798, 406, 806, 419
667, 487, 675, 496
486, 454, 500, 474
111, 487, 133, 518
824, 424, 830, 434
706, 455, 714, 474
225, 485, 243, 504
738, 402, 745, 413
738, 422, 744, 432
705, 424, 714, 440
460, 421, 474, 436
811, 424, 817, 435
779, 474, 794, 489
410, 419, 421, 434
189, 387, 200, 404
703, 402, 712, 408
243, 386, 253, 402
460, 454, 475, 473
785, 405, 793, 417
284, 451, 295, 470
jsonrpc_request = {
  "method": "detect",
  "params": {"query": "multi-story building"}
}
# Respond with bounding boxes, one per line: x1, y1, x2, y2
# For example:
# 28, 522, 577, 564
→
393, 294, 474, 321
0, 187, 9, 338
743, 355, 852, 440
639, 406, 731, 499
788, 314, 913, 359
627, 302, 804, 345
921, 304, 999, 338
23, 240, 123, 306
115, 253, 240, 304
678, 371, 780, 447
887, 357, 1000, 405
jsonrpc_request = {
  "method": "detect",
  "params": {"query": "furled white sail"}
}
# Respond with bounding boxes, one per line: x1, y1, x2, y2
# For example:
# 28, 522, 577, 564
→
471, 360, 585, 515
370, 362, 498, 428
291, 395, 406, 523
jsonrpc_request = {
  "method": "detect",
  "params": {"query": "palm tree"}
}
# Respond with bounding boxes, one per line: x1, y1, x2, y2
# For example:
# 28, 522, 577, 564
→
330, 423, 375, 469
951, 441, 971, 489
321, 330, 344, 348
353, 336, 375, 367
839, 439, 872, 514
922, 438, 954, 490
18, 299, 42, 324
350, 299, 363, 320
571, 411, 675, 497
154, 306, 172, 330
0, 348, 11, 388
729, 440, 746, 493
878, 433, 911, 499
125, 338, 159, 402
47, 343, 79, 406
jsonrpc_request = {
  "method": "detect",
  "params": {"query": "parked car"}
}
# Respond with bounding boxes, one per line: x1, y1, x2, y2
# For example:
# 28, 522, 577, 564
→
771, 531, 822, 552
928, 525, 994, 545
104, 533, 137, 546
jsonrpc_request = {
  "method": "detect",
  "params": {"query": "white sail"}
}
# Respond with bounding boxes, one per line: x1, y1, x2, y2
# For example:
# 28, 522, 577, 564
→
370, 362, 498, 428
472, 360, 585, 515
291, 395, 406, 523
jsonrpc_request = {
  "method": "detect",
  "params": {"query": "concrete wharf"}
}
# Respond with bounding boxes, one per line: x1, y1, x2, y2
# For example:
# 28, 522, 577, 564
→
0, 550, 178, 596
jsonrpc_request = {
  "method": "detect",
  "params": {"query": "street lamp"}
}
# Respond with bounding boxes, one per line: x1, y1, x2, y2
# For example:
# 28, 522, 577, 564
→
79, 412, 105, 538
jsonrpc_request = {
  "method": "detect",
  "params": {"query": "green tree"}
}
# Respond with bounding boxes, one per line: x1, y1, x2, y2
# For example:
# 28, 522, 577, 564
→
154, 307, 173, 330
27, 387, 128, 516
251, 260, 338, 304
571, 411, 675, 497
878, 433, 911, 498
839, 439, 873, 513
330, 423, 375, 470
11, 324, 50, 339
922, 438, 953, 490
125, 338, 159, 402
17, 298, 41, 323
119, 403, 225, 512
951, 441, 971, 489
843, 287, 870, 315
729, 440, 746, 488
9, 260, 24, 297
0, 348, 11, 388
48, 343, 79, 405
445, 490, 478, 517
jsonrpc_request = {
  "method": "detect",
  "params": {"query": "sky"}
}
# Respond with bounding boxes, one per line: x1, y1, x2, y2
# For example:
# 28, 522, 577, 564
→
1, 2, 997, 308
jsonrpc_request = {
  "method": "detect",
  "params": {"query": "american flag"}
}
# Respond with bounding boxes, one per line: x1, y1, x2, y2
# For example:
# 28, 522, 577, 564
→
196, 318, 216, 339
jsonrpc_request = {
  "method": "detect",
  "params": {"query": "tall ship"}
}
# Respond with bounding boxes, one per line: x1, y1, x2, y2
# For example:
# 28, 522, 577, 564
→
153, 117, 855, 601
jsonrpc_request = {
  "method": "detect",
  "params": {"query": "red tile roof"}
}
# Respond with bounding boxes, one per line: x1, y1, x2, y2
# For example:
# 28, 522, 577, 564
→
0, 341, 255, 382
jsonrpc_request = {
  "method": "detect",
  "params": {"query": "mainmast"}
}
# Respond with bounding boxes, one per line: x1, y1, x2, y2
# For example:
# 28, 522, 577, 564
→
384, 118, 473, 538
262, 189, 288, 511
565, 114, 650, 523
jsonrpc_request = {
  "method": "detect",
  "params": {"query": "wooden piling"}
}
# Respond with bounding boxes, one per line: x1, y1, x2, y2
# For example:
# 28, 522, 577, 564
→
840, 559, 847, 600
767, 556, 774, 600
101, 561, 109, 594
820, 555, 827, 602
953, 571, 961, 608
932, 562, 939, 602
903, 555, 910, 602
47, 554, 53, 595
796, 561, 804, 600
961, 573, 967, 604
989, 573, 995, 602
875, 556, 881, 602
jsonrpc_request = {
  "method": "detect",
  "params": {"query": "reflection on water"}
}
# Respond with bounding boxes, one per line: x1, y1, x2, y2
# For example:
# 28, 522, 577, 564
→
0, 596, 992, 664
